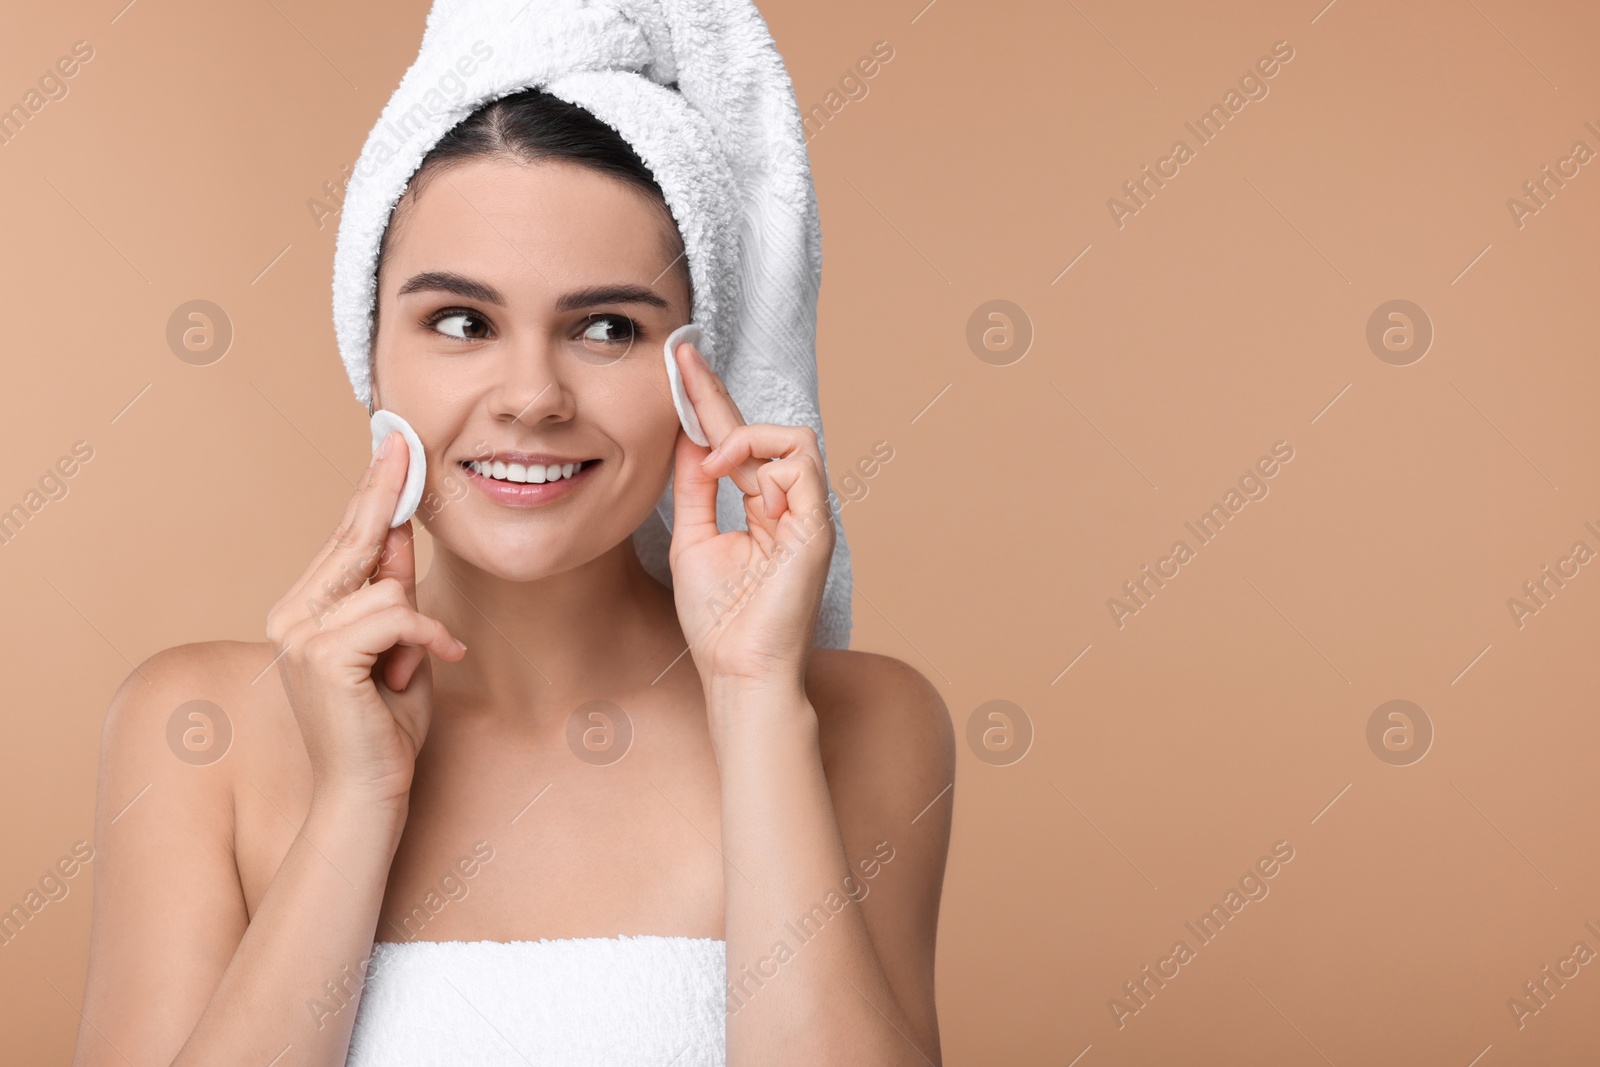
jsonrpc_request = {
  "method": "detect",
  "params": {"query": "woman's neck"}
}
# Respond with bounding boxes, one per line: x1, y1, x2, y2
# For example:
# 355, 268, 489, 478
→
416, 538, 687, 726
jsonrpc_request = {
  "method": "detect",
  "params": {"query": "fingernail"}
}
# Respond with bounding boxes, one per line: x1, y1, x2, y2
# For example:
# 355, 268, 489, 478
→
377, 431, 393, 459
700, 448, 719, 467
688, 343, 707, 370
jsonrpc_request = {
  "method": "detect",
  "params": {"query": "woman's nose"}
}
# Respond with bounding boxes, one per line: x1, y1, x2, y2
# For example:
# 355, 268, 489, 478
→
488, 334, 577, 426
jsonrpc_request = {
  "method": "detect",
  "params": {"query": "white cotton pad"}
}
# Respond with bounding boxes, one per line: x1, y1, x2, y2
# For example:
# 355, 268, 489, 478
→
369, 409, 427, 527
663, 322, 710, 447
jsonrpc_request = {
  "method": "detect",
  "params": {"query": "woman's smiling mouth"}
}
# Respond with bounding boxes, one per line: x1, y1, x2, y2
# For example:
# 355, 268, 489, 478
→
459, 454, 599, 506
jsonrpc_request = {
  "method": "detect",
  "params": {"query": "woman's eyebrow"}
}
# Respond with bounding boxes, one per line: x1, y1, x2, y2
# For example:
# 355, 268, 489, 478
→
395, 274, 670, 313
396, 271, 505, 305
554, 283, 670, 312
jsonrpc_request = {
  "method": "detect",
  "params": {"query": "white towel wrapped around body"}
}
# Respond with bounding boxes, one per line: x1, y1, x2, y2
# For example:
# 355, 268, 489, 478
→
343, 936, 727, 1066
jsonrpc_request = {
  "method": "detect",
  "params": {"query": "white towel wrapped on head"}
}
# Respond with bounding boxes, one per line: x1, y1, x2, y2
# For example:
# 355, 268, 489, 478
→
332, 0, 852, 648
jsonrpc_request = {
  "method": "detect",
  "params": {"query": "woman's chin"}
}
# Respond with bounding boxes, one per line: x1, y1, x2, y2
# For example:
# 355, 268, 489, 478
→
472, 549, 568, 584
428, 503, 656, 583
459, 530, 639, 585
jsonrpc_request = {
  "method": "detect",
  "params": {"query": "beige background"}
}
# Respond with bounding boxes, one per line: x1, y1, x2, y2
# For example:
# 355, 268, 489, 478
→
3, 0, 1598, 1063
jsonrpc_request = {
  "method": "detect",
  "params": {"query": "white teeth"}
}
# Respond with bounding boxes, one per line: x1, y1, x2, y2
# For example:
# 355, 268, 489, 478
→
467, 459, 585, 484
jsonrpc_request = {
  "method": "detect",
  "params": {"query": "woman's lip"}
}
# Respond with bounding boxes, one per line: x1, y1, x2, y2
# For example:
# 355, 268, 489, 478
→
460, 459, 598, 507
471, 452, 595, 466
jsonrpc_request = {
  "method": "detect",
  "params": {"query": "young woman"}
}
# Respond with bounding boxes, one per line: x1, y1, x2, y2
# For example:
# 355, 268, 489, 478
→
73, 85, 954, 1065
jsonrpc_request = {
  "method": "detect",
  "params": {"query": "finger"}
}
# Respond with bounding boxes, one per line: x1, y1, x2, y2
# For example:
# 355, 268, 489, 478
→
751, 456, 808, 521
381, 643, 430, 692
670, 427, 722, 554
701, 423, 821, 475
701, 423, 825, 517
374, 521, 418, 608
304, 430, 412, 618
673, 340, 763, 496
370, 521, 426, 690
276, 442, 388, 615
754, 456, 834, 544
283, 574, 411, 645
338, 603, 465, 666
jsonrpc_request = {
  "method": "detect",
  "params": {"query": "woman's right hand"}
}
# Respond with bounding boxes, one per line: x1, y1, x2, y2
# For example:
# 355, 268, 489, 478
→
264, 429, 467, 812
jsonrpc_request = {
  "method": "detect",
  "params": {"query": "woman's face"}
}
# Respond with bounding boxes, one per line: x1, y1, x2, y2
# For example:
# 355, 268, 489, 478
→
371, 155, 691, 582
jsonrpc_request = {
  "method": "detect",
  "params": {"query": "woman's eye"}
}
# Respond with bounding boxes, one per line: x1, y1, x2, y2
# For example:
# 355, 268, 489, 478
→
430, 310, 491, 340
581, 313, 637, 348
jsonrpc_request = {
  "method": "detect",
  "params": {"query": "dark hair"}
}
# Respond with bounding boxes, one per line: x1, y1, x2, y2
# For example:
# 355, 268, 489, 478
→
372, 87, 688, 344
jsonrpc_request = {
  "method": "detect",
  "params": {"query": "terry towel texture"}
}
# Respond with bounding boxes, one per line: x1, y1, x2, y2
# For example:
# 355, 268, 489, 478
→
344, 936, 727, 1066
331, 0, 852, 648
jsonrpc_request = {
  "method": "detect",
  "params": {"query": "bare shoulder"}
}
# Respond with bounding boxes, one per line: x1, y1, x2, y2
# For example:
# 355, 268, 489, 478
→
97, 639, 293, 823
803, 649, 954, 1055
802, 648, 955, 873
92, 637, 297, 923
101, 640, 282, 757
805, 648, 956, 803
82, 642, 292, 1063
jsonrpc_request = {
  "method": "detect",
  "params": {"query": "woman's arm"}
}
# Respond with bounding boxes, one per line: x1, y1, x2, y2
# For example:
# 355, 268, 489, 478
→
712, 656, 954, 1067
663, 336, 955, 1065
76, 436, 461, 1066
73, 645, 407, 1067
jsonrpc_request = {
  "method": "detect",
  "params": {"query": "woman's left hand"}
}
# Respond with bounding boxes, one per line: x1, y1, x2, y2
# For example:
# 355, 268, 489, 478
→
666, 337, 836, 695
